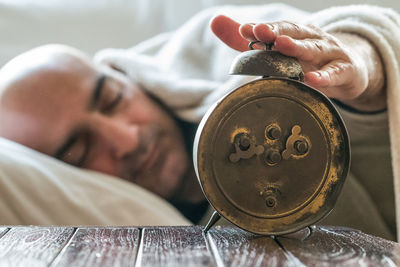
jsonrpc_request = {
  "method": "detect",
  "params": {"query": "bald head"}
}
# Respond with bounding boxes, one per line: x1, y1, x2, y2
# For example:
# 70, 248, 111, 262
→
0, 44, 99, 152
0, 44, 92, 104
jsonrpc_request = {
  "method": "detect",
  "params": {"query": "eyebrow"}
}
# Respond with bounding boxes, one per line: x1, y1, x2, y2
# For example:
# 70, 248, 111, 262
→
89, 74, 107, 110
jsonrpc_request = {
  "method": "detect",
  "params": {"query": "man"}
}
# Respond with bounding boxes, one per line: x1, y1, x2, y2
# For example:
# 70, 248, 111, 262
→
0, 5, 398, 240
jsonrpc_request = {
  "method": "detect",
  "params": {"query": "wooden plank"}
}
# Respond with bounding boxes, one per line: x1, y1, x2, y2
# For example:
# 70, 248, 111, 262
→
207, 226, 293, 267
277, 226, 400, 266
138, 226, 216, 267
0, 226, 74, 267
51, 227, 140, 267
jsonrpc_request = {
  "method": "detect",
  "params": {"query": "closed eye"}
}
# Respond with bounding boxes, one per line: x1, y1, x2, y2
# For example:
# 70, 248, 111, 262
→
55, 132, 90, 167
101, 91, 123, 114
90, 74, 124, 114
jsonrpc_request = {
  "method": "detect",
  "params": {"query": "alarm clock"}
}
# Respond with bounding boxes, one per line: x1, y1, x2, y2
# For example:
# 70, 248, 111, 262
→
193, 42, 350, 235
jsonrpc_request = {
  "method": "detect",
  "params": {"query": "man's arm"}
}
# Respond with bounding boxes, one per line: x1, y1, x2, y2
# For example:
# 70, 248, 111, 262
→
210, 15, 385, 112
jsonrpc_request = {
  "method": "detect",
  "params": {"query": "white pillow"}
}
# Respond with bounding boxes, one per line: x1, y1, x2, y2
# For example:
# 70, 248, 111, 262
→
0, 137, 190, 226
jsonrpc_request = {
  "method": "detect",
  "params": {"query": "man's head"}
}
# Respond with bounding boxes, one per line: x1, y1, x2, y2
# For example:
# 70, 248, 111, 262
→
0, 44, 190, 199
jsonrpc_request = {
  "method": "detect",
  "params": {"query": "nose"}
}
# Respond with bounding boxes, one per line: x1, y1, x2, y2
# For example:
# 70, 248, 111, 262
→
91, 115, 140, 159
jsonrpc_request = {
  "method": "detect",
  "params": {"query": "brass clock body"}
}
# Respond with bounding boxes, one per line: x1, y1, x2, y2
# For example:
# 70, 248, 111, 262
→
194, 76, 350, 235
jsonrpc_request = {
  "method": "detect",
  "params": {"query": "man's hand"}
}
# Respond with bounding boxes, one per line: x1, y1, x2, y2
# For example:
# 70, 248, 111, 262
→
211, 15, 386, 112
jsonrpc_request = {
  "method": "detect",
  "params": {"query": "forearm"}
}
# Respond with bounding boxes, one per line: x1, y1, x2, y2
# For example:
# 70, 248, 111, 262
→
332, 32, 386, 112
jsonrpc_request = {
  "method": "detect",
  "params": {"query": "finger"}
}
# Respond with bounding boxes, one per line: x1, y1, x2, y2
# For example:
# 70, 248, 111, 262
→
304, 71, 339, 98
239, 23, 257, 41
252, 23, 276, 43
304, 61, 360, 99
305, 61, 352, 88
210, 15, 249, 52
254, 21, 321, 42
274, 35, 344, 66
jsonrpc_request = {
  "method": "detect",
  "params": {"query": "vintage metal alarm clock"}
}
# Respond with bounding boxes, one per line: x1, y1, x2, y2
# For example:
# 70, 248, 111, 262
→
193, 42, 350, 235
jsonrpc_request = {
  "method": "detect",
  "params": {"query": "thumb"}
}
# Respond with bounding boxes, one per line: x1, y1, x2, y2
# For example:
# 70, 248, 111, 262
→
304, 60, 357, 99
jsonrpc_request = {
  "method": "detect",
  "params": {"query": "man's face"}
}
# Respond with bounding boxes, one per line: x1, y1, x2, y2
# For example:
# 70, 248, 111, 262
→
0, 45, 189, 199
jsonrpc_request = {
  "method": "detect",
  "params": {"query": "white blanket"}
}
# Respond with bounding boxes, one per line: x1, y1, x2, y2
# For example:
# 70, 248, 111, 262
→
95, 4, 400, 240
95, 4, 308, 122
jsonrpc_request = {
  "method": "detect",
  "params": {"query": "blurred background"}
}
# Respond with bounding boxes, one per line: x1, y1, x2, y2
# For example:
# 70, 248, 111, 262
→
0, 0, 398, 65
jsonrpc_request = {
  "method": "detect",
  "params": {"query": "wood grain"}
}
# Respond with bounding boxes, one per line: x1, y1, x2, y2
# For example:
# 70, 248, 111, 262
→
138, 226, 215, 267
277, 226, 400, 266
207, 226, 292, 267
51, 227, 140, 267
0, 225, 398, 266
0, 226, 74, 267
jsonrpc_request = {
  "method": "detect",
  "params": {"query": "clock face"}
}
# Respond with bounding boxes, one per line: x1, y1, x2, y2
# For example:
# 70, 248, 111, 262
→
194, 78, 350, 235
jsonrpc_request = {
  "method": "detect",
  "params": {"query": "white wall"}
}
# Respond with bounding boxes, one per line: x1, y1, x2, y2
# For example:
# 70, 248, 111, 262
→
0, 0, 398, 66
206, 0, 399, 12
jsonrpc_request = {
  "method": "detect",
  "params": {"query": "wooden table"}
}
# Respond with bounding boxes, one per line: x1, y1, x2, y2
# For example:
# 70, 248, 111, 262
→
0, 225, 398, 266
